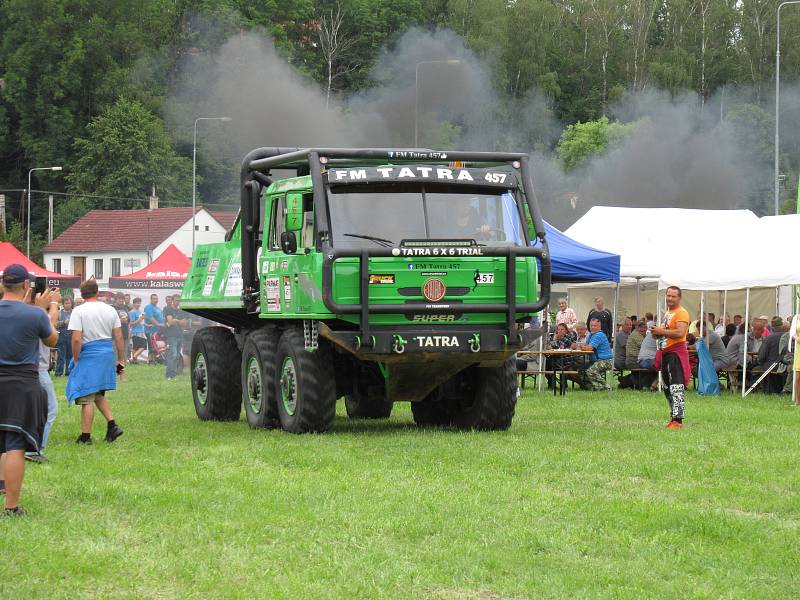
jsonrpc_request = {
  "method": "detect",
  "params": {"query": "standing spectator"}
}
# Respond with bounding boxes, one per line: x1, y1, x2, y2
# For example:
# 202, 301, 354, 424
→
27, 333, 59, 463
576, 318, 613, 390
123, 294, 132, 310
555, 298, 577, 331
113, 293, 130, 359
574, 322, 589, 345
614, 318, 632, 369
163, 295, 190, 380
54, 297, 74, 376
66, 279, 124, 445
652, 286, 691, 430
587, 296, 613, 342
128, 297, 147, 364
144, 293, 164, 364
0, 264, 59, 516
644, 312, 655, 328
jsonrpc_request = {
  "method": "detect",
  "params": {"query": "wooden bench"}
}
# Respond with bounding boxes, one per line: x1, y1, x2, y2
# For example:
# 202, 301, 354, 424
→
518, 369, 581, 389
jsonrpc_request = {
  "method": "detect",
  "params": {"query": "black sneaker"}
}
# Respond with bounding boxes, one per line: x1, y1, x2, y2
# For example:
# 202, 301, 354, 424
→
24, 452, 47, 463
76, 435, 92, 445
106, 424, 124, 443
3, 507, 26, 517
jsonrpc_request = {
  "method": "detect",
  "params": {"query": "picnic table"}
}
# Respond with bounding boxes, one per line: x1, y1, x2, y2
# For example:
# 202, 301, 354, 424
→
518, 349, 595, 396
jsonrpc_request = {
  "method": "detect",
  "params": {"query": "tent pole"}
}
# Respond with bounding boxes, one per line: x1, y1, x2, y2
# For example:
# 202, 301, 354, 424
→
723, 290, 727, 333
700, 291, 705, 337
612, 281, 620, 342
742, 288, 750, 399
636, 277, 641, 317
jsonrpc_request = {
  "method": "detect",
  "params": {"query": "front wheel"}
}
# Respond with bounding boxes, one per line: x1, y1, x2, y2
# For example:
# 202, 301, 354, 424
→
451, 357, 517, 431
345, 387, 393, 419
241, 328, 280, 429
274, 328, 336, 433
191, 327, 242, 421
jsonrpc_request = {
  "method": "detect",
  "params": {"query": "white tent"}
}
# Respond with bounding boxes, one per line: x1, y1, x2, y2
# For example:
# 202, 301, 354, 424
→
565, 207, 760, 279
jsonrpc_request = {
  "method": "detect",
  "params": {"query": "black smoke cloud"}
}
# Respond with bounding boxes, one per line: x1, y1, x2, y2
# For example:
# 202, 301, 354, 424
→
167, 25, 782, 228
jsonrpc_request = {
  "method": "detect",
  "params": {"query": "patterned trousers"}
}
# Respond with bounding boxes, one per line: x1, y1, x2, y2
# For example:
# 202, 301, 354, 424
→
661, 351, 685, 421
585, 358, 612, 390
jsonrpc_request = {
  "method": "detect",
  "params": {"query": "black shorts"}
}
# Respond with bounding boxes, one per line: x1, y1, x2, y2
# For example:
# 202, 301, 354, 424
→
132, 336, 147, 350
0, 429, 33, 452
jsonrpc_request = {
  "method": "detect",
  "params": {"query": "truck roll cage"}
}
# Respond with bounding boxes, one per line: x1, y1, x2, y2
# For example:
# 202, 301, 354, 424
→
239, 147, 551, 344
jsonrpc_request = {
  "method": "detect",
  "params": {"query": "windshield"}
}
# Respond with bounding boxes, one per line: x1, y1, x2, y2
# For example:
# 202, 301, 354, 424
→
328, 185, 525, 249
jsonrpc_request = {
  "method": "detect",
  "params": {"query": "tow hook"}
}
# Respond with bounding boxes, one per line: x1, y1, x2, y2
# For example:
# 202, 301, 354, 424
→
392, 335, 407, 354
468, 333, 481, 353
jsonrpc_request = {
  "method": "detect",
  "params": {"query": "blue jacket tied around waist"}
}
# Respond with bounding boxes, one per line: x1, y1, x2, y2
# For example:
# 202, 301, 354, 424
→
66, 339, 116, 404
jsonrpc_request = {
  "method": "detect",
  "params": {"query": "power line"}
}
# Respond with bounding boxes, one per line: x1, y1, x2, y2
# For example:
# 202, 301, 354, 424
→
0, 188, 237, 209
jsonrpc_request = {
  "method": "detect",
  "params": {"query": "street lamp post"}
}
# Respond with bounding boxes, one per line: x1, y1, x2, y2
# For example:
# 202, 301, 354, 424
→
192, 116, 231, 254
414, 60, 461, 147
775, 2, 800, 216
27, 165, 62, 258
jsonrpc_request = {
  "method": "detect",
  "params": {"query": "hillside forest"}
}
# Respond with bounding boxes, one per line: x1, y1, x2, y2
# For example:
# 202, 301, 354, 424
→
2, 0, 800, 260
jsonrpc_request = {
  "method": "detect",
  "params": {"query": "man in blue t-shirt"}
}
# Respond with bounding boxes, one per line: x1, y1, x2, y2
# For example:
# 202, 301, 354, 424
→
0, 264, 60, 516
143, 293, 164, 363
128, 297, 147, 363
578, 317, 613, 391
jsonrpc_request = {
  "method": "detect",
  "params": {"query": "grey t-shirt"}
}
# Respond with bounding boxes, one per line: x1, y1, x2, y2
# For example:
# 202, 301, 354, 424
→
705, 331, 726, 362
638, 331, 657, 361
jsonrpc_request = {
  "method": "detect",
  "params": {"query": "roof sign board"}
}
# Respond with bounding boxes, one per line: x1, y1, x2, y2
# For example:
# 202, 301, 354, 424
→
326, 165, 517, 189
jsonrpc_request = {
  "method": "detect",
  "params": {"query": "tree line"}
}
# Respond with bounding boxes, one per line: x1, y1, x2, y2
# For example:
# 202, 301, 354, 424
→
1, 0, 799, 260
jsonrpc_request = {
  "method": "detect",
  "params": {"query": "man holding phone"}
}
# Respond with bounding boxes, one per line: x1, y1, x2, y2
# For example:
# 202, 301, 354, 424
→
66, 278, 125, 444
0, 265, 59, 516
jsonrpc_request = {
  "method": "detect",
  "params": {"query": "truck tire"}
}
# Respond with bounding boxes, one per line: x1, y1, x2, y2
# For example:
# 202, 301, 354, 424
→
411, 393, 454, 427
451, 356, 517, 431
191, 327, 242, 421
241, 328, 280, 429
274, 328, 336, 433
345, 388, 393, 419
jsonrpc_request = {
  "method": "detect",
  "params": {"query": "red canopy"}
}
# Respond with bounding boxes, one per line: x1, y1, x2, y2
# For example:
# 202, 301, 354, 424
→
0, 242, 80, 288
108, 244, 190, 289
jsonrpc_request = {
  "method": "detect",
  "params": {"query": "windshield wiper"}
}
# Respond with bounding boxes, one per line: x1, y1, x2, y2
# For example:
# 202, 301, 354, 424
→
343, 233, 394, 247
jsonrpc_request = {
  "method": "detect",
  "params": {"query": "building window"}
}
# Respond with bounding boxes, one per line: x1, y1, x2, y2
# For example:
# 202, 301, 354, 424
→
194, 225, 199, 231
111, 258, 121, 276
52, 258, 61, 273
205, 225, 210, 231
94, 258, 104, 280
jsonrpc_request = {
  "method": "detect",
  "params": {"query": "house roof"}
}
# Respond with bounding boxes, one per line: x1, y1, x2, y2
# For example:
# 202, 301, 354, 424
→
0, 242, 81, 286
43, 207, 237, 253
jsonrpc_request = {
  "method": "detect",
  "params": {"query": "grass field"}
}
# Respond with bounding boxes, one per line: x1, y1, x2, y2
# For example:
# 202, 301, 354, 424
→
1, 364, 799, 599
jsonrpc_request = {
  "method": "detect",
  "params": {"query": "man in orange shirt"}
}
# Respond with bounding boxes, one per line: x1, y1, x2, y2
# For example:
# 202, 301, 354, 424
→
652, 286, 690, 429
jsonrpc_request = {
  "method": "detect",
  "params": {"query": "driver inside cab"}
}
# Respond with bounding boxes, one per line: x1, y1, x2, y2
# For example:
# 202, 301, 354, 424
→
454, 201, 500, 241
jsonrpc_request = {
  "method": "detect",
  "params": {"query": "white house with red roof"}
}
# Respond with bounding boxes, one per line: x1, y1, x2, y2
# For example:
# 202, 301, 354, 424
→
43, 206, 236, 285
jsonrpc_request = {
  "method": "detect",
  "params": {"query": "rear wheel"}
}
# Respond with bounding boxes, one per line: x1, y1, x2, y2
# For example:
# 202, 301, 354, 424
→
345, 387, 393, 419
451, 357, 517, 431
411, 391, 454, 427
274, 328, 336, 433
241, 328, 280, 429
191, 327, 242, 421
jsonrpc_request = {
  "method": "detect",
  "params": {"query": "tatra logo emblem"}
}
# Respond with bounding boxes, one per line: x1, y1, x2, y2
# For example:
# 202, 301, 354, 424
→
422, 278, 446, 302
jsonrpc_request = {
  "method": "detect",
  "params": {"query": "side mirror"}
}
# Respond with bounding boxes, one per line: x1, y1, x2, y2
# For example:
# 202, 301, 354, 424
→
280, 231, 297, 254
285, 192, 303, 232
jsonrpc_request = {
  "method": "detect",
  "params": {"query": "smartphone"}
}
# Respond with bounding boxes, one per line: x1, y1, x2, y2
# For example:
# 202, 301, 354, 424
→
33, 276, 47, 296
116, 363, 125, 375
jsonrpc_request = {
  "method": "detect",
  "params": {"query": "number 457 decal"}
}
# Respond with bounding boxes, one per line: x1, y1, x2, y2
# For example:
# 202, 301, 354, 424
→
484, 172, 507, 183
475, 272, 495, 284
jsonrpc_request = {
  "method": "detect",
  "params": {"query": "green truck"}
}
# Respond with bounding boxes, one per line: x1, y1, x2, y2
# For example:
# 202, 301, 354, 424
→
181, 147, 551, 433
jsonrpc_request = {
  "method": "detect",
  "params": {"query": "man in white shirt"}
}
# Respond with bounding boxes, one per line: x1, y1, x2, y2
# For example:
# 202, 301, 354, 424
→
66, 279, 125, 444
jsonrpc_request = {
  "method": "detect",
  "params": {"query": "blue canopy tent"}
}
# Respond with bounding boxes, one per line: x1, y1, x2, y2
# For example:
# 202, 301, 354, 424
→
533, 221, 620, 283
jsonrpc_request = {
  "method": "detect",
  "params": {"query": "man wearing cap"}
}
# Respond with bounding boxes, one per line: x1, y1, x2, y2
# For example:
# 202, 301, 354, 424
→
0, 264, 60, 516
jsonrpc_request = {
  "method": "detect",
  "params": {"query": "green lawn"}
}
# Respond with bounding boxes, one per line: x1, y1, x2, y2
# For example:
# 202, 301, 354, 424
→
2, 365, 799, 599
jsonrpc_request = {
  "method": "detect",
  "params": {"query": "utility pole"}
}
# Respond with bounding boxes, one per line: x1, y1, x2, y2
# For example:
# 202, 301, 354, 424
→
48, 194, 54, 242
0, 194, 6, 235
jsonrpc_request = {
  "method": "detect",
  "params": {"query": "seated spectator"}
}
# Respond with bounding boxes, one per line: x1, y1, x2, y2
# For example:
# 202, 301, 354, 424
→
697, 320, 730, 371
721, 323, 736, 347
618, 320, 647, 389
757, 317, 786, 394
576, 318, 613, 391
686, 333, 699, 376
636, 325, 659, 389
555, 298, 577, 331
724, 324, 747, 368
749, 316, 769, 357
574, 322, 589, 345
644, 312, 654, 328
613, 318, 632, 370
545, 323, 576, 388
